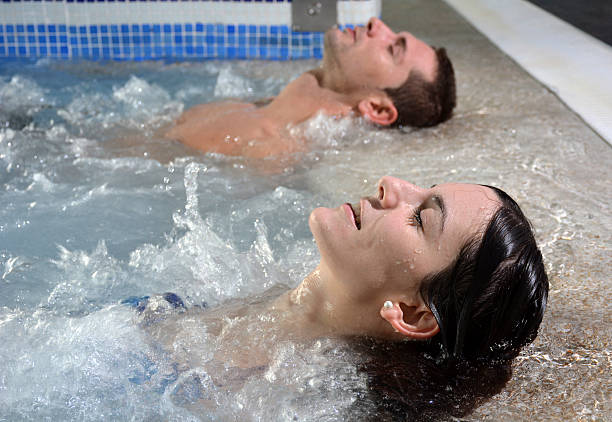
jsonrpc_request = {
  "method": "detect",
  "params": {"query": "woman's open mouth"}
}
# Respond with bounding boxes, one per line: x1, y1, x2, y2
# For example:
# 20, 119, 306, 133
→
349, 202, 361, 229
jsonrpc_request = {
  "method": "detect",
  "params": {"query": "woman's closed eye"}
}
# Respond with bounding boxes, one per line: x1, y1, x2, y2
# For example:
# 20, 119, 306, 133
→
406, 208, 423, 227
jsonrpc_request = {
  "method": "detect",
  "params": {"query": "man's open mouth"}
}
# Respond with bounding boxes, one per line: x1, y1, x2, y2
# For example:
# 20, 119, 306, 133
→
350, 202, 361, 230
344, 27, 356, 42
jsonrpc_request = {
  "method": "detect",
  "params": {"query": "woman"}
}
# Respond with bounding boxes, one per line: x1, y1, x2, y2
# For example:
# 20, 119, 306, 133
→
137, 176, 548, 416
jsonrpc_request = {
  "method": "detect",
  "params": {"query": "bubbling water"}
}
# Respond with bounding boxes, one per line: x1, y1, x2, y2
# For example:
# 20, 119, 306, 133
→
0, 50, 610, 421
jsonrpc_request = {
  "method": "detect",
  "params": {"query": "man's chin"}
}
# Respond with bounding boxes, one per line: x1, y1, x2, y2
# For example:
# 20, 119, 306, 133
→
323, 27, 346, 50
322, 30, 334, 52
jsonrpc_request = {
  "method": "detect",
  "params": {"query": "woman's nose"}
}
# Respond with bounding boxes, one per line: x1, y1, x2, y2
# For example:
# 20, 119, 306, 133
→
377, 176, 424, 208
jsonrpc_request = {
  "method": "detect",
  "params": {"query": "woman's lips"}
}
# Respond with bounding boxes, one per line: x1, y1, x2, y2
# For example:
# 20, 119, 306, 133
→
343, 202, 361, 229
343, 203, 356, 229
351, 202, 361, 229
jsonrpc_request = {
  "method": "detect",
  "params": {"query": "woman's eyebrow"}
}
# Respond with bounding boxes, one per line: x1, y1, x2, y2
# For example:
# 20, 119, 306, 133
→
431, 195, 446, 234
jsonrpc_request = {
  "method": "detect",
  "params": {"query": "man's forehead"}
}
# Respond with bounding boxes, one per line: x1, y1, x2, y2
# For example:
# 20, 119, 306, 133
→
403, 35, 438, 83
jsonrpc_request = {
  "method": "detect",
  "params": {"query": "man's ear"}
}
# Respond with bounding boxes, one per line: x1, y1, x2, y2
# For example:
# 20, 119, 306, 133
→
357, 95, 398, 126
380, 301, 440, 339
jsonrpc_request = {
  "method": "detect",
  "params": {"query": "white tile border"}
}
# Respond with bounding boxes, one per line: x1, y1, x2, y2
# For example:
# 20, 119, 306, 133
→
0, 3, 291, 26
338, 0, 380, 25
0, 1, 380, 27
444, 0, 612, 145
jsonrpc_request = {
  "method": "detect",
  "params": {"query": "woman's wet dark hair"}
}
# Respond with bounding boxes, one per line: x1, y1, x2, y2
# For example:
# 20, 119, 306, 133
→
351, 338, 513, 421
352, 186, 548, 421
422, 186, 549, 362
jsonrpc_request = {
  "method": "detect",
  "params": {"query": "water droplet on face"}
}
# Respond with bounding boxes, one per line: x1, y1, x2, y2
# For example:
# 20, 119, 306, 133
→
414, 248, 423, 254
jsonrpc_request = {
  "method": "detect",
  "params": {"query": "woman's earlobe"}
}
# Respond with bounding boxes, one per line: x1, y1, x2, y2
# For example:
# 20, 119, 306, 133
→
380, 300, 440, 339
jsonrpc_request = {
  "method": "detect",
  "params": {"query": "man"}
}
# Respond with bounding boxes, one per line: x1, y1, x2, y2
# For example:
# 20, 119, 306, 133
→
164, 18, 456, 159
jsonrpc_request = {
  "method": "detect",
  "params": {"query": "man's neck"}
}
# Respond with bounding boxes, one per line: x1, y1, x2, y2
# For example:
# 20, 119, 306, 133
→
309, 66, 354, 93
261, 69, 356, 127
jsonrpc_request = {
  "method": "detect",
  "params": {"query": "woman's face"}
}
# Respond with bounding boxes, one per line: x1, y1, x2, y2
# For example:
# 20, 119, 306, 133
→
309, 177, 501, 305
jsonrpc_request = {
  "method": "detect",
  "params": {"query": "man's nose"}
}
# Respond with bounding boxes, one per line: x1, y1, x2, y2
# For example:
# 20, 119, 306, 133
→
366, 17, 394, 39
377, 176, 424, 208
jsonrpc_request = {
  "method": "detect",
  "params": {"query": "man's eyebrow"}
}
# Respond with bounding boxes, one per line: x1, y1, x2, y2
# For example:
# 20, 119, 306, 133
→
398, 37, 407, 50
397, 37, 407, 58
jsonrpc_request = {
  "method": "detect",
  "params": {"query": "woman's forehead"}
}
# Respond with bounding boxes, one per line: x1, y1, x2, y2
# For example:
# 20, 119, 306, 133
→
433, 183, 498, 200
433, 183, 500, 237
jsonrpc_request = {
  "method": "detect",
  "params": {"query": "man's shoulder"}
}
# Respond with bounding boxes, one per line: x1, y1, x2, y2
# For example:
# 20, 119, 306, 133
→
176, 100, 254, 122
283, 70, 321, 92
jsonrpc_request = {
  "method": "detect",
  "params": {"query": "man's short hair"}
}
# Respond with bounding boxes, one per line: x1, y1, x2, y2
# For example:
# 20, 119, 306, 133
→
384, 47, 456, 128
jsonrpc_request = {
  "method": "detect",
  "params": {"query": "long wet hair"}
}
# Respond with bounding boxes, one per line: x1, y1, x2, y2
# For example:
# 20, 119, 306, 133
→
353, 186, 548, 420
384, 47, 456, 128
350, 339, 513, 421
422, 186, 549, 362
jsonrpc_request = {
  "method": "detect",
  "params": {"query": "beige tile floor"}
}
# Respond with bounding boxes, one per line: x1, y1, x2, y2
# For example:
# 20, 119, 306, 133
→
375, 0, 611, 419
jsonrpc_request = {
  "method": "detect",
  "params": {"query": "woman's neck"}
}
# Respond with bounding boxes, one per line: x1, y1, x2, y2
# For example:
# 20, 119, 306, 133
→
207, 267, 398, 369
273, 266, 392, 340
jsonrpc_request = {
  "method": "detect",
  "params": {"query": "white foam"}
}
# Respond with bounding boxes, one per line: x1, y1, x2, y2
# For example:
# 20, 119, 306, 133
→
213, 65, 255, 99
0, 76, 48, 111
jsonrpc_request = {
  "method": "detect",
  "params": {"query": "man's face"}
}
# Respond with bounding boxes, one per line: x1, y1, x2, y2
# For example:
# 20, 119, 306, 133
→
322, 18, 438, 93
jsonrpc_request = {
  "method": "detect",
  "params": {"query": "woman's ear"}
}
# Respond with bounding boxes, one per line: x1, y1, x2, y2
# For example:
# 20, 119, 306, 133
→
357, 94, 398, 126
380, 301, 439, 339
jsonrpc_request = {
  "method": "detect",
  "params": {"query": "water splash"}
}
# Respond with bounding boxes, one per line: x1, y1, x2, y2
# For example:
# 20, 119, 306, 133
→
213, 65, 254, 98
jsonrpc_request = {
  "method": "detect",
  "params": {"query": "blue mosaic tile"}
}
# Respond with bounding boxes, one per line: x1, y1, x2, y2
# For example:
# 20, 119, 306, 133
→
0, 6, 342, 59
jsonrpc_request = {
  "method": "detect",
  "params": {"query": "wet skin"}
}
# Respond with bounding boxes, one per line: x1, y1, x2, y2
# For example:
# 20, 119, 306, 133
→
308, 177, 501, 317
321, 17, 438, 92
164, 18, 439, 160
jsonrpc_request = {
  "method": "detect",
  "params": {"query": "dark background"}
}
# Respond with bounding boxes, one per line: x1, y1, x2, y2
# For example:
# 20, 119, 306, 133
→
527, 0, 612, 45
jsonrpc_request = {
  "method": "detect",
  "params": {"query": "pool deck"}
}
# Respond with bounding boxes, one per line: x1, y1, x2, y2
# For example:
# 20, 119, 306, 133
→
379, 1, 611, 420
443, 0, 612, 146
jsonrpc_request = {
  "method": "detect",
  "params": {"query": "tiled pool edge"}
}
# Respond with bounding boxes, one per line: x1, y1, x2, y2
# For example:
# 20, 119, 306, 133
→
0, 0, 380, 60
